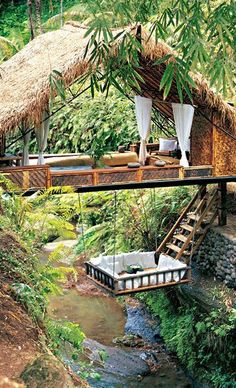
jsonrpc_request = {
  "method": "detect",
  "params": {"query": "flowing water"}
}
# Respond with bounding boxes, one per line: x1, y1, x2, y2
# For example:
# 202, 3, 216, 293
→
49, 289, 193, 387
49, 289, 125, 346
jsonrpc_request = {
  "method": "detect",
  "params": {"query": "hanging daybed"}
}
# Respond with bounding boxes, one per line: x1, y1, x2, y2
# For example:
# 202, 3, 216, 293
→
85, 251, 191, 295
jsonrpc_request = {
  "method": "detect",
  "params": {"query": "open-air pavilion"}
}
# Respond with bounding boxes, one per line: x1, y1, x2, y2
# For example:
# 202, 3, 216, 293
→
0, 23, 236, 193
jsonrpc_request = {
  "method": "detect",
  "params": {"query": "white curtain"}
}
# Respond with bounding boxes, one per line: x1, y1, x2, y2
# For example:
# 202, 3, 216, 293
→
172, 103, 194, 167
21, 123, 31, 166
35, 109, 50, 165
135, 96, 152, 165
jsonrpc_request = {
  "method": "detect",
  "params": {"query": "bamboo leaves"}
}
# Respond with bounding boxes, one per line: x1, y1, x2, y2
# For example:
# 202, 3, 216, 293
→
83, 0, 235, 100
49, 69, 66, 107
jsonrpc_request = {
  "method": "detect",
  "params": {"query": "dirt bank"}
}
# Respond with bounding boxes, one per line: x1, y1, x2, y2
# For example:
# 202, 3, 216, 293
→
0, 230, 87, 387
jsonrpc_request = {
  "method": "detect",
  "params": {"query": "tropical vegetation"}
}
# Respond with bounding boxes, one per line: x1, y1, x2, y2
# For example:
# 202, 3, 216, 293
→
0, 1, 236, 386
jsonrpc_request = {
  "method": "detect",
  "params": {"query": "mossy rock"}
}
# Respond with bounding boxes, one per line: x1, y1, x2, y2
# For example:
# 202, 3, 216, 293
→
20, 355, 74, 388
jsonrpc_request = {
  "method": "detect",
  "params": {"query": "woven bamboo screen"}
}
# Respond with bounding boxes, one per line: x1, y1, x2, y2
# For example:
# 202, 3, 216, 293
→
190, 109, 213, 167
0, 166, 50, 190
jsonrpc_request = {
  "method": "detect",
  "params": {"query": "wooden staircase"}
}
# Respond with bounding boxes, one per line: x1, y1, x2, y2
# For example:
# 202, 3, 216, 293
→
156, 186, 219, 264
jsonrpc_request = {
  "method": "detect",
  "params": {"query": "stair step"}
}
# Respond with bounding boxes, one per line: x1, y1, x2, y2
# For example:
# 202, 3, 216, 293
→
181, 224, 193, 232
174, 234, 188, 243
188, 214, 211, 225
188, 213, 200, 221
166, 243, 181, 253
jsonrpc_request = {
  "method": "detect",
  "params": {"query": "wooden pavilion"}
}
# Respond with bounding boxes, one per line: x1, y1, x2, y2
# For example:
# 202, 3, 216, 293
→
0, 23, 235, 193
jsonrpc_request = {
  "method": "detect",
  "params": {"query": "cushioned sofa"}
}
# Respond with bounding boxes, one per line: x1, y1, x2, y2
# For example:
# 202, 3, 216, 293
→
45, 152, 139, 168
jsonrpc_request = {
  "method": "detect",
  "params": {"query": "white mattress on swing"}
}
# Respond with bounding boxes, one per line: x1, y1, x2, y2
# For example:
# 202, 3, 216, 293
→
89, 251, 187, 290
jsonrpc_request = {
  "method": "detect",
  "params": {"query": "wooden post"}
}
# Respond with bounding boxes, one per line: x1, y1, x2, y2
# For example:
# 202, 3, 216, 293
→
218, 182, 227, 226
0, 133, 6, 157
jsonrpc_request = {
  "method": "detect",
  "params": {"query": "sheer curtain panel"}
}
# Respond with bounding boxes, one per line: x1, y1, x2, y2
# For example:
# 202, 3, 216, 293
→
135, 96, 152, 165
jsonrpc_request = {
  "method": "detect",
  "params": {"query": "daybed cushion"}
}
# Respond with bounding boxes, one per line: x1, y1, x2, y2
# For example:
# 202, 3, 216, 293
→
46, 152, 139, 168
159, 138, 177, 152
89, 252, 187, 290
118, 254, 187, 290
102, 152, 138, 167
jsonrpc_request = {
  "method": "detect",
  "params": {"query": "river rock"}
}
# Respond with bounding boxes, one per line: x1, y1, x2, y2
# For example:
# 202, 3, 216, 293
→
43, 239, 77, 253
82, 338, 150, 377
125, 302, 161, 343
113, 334, 145, 347
20, 355, 74, 388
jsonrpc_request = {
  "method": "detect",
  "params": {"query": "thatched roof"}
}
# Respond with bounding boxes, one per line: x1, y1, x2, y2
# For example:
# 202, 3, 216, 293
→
0, 23, 89, 134
0, 22, 235, 135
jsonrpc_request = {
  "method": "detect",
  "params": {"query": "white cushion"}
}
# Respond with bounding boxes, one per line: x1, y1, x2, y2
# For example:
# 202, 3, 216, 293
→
122, 252, 142, 269
90, 255, 103, 266
159, 138, 177, 152
138, 252, 156, 268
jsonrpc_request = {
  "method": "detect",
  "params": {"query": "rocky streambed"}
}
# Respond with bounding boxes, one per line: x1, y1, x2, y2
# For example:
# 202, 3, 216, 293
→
49, 290, 193, 387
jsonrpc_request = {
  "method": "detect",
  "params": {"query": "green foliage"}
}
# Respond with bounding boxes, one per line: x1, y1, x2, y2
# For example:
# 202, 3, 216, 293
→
0, 35, 18, 61
44, 87, 139, 155
83, 0, 236, 99
45, 318, 85, 354
11, 282, 46, 321
0, 184, 76, 244
138, 290, 236, 386
76, 186, 193, 258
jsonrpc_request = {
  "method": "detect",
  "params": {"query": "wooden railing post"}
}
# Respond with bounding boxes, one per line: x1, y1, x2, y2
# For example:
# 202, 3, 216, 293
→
218, 182, 227, 226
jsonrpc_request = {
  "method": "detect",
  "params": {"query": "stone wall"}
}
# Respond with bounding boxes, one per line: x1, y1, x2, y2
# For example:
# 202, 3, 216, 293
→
194, 220, 236, 288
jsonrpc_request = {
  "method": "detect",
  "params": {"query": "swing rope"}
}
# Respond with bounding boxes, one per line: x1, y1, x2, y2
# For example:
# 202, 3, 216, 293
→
78, 192, 87, 260
112, 191, 118, 277
152, 188, 158, 251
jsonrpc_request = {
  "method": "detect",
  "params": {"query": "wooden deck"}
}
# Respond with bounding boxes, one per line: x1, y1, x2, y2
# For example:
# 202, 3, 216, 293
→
0, 164, 215, 192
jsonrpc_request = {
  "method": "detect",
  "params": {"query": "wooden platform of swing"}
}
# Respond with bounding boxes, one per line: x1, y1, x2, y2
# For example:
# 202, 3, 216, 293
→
85, 261, 191, 296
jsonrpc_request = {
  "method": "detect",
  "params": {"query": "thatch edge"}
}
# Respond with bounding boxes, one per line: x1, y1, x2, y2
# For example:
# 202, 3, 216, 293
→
140, 28, 236, 132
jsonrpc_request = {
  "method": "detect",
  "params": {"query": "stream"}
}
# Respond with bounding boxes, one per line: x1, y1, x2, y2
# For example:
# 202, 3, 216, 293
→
44, 236, 194, 387
49, 289, 193, 387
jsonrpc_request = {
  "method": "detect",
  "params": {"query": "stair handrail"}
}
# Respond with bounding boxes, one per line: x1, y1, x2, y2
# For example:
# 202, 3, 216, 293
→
175, 188, 219, 261
156, 186, 206, 254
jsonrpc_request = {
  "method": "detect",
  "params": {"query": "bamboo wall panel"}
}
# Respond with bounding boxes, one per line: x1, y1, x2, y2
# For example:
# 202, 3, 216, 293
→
191, 109, 213, 166
213, 117, 236, 176
0, 166, 50, 190
181, 166, 213, 178
52, 173, 93, 187
142, 167, 179, 181
98, 170, 137, 184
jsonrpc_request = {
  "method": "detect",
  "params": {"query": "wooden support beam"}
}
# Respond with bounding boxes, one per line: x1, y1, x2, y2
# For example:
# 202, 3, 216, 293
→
218, 182, 227, 226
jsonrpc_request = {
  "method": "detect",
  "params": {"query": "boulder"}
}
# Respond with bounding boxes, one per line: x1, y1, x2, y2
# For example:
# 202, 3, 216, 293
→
20, 355, 74, 388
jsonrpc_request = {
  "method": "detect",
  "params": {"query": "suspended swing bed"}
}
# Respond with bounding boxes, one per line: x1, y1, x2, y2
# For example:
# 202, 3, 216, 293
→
82, 189, 201, 295
85, 252, 191, 295
84, 182, 220, 295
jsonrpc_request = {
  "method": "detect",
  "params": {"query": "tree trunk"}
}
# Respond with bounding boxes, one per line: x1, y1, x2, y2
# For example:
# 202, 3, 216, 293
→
60, 0, 64, 27
27, 0, 35, 40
